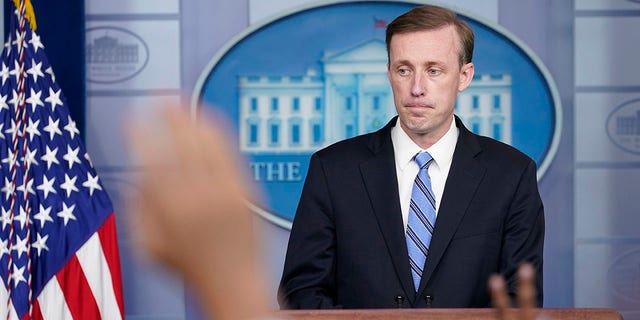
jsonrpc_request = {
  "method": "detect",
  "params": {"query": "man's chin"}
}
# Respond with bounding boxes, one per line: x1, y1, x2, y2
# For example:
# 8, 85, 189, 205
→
400, 119, 432, 135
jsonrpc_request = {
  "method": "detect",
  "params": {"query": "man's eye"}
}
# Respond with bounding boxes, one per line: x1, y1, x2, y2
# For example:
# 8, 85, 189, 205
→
428, 69, 441, 75
398, 69, 409, 75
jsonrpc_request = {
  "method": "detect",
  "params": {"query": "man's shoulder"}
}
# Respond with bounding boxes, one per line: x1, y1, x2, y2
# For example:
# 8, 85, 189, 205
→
314, 131, 380, 160
312, 119, 395, 162
463, 129, 535, 169
480, 142, 536, 179
454, 115, 534, 167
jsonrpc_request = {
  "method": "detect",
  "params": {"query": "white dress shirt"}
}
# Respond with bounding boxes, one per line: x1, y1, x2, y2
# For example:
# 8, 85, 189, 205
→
391, 116, 459, 230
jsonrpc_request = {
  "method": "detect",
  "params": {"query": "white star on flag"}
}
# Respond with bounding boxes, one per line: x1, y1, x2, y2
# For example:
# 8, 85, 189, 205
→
0, 208, 11, 230
11, 235, 29, 259
0, 94, 8, 111
28, 32, 43, 53
16, 177, 35, 196
62, 145, 81, 169
32, 233, 49, 256
82, 172, 103, 196
26, 88, 43, 111
44, 87, 63, 111
40, 145, 59, 169
0, 239, 9, 257
63, 115, 79, 139
10, 265, 27, 287
60, 173, 79, 197
42, 116, 62, 140
0, 63, 10, 85
36, 175, 56, 199
56, 202, 76, 226
33, 204, 53, 228
25, 117, 41, 140
26, 58, 43, 82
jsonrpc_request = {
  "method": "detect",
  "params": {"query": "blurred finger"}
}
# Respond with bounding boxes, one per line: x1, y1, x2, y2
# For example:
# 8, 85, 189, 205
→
161, 105, 217, 177
192, 110, 238, 173
191, 109, 258, 205
489, 274, 510, 320
124, 104, 188, 259
517, 264, 537, 320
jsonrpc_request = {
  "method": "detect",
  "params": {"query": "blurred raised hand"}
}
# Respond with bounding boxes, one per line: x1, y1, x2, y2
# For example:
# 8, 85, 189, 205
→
490, 264, 538, 320
125, 104, 269, 320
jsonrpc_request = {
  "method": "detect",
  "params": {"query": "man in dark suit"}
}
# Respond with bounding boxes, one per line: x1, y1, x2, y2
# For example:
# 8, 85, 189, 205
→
278, 4, 544, 309
125, 105, 541, 320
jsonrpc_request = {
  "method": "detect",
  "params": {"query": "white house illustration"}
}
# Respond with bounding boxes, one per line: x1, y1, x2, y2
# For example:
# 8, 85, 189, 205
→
238, 39, 512, 154
615, 110, 640, 136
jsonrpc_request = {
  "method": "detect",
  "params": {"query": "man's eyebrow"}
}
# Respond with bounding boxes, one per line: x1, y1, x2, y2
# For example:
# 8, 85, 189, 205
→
390, 59, 413, 66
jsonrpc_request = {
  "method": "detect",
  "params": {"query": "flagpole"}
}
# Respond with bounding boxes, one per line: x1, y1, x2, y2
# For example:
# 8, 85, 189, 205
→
5, 0, 34, 318
18, 0, 35, 317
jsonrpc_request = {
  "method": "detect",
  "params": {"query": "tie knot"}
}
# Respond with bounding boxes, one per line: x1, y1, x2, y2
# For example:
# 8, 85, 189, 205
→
415, 152, 433, 169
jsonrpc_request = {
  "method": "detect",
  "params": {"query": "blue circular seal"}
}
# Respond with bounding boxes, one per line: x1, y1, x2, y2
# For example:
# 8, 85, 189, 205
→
193, 1, 561, 229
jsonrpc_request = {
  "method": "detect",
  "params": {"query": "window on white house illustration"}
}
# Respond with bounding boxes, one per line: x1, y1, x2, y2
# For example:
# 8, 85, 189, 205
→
270, 124, 279, 145
346, 124, 354, 138
250, 97, 258, 112
289, 118, 302, 146
311, 121, 323, 145
250, 124, 258, 145
470, 116, 481, 134
268, 118, 281, 146
291, 124, 300, 145
246, 117, 260, 146
292, 97, 300, 112
493, 122, 502, 141
373, 96, 380, 110
493, 95, 501, 111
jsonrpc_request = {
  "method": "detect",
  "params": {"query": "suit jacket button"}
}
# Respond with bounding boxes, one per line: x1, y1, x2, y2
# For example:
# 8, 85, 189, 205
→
395, 295, 405, 308
425, 294, 434, 307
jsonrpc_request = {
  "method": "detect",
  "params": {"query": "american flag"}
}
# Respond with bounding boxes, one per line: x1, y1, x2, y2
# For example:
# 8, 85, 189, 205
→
0, 1, 124, 319
373, 17, 387, 28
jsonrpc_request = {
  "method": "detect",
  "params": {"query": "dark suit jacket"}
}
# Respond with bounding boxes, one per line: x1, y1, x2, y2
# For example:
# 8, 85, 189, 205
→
278, 116, 544, 309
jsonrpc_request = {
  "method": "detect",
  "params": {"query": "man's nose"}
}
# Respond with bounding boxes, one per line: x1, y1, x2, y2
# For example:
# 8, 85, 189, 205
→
410, 74, 426, 96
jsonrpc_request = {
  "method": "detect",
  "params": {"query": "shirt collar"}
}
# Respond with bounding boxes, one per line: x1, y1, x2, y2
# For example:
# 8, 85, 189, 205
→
391, 116, 459, 171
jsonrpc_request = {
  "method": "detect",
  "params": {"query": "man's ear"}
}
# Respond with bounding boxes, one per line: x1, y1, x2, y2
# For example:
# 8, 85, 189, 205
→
458, 62, 474, 92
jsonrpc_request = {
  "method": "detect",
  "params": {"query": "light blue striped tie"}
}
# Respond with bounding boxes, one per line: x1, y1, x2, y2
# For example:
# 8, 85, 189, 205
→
406, 151, 436, 291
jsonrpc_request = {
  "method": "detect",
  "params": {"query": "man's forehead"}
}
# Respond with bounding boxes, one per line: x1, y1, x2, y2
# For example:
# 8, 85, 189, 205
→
390, 24, 457, 41
388, 26, 460, 58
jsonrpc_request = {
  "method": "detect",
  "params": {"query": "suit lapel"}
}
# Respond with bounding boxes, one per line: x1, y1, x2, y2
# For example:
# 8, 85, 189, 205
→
418, 117, 486, 294
359, 118, 415, 299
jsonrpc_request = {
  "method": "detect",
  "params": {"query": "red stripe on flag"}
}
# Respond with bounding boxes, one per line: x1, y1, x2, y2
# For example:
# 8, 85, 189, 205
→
97, 214, 125, 316
56, 255, 101, 320
21, 300, 43, 320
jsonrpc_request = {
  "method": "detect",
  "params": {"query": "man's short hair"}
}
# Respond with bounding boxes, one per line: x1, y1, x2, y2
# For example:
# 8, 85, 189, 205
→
385, 5, 475, 67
